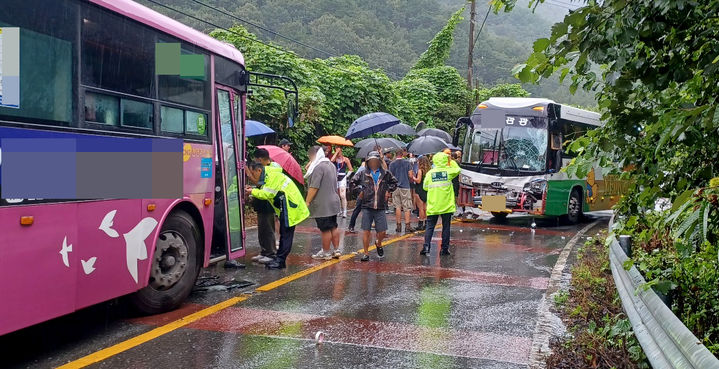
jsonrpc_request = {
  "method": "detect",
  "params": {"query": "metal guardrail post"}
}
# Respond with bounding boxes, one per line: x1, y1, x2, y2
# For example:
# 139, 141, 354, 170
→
608, 219, 719, 369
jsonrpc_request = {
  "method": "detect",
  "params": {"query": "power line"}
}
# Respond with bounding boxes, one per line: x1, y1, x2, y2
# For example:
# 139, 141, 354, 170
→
187, 0, 338, 59
471, 5, 492, 51
544, 1, 575, 10
142, 0, 359, 75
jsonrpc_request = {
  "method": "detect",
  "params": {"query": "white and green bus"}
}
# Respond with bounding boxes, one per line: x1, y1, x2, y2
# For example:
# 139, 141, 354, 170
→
455, 98, 627, 223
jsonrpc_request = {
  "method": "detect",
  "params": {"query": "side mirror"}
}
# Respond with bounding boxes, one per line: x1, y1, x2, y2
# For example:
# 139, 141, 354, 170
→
550, 133, 562, 151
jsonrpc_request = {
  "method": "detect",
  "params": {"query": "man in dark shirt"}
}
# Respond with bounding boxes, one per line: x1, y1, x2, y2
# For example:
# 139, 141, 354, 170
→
389, 149, 415, 233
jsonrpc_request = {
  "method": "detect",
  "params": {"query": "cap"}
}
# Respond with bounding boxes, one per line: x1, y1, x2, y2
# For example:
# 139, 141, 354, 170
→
279, 138, 291, 147
366, 151, 381, 161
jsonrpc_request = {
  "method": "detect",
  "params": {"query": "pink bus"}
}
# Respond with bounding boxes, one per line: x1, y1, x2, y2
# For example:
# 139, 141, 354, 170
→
0, 0, 295, 335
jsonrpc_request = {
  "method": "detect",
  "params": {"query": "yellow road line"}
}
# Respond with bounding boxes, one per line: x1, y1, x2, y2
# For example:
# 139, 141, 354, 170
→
56, 295, 248, 369
257, 230, 417, 292
56, 227, 428, 368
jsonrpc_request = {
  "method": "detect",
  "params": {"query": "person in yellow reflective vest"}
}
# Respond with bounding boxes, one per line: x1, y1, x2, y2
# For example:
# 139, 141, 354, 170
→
421, 151, 461, 256
245, 161, 309, 269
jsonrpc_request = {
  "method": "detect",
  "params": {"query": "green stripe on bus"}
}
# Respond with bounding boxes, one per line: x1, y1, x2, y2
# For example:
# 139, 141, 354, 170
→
545, 180, 587, 216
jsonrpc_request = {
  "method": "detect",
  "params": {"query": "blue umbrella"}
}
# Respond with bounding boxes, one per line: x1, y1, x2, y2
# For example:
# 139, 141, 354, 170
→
345, 112, 401, 139
246, 120, 275, 137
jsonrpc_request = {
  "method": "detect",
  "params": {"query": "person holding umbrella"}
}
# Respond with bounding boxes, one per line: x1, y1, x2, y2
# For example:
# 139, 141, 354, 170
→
351, 151, 398, 261
279, 138, 292, 152
420, 151, 461, 256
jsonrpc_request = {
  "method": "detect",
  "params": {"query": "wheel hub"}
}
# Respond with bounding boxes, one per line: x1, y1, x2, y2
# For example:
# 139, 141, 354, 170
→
150, 231, 189, 290
569, 196, 580, 216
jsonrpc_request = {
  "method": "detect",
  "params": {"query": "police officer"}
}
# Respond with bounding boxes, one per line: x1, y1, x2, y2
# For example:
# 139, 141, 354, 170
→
420, 151, 461, 256
245, 161, 310, 269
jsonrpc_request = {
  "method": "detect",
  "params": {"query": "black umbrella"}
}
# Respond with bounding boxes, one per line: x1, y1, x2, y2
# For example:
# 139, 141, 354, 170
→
380, 123, 416, 136
418, 128, 452, 143
355, 138, 406, 159
345, 112, 401, 139
407, 136, 449, 156
354, 137, 406, 149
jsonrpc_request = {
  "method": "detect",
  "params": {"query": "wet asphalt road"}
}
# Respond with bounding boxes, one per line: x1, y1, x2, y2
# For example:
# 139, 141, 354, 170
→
2, 212, 609, 369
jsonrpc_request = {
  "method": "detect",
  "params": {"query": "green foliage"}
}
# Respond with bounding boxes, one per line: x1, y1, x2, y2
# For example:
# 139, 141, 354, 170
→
499, 0, 719, 217
617, 184, 719, 355
211, 26, 396, 164
399, 66, 473, 131
498, 0, 719, 357
475, 83, 530, 103
412, 7, 464, 70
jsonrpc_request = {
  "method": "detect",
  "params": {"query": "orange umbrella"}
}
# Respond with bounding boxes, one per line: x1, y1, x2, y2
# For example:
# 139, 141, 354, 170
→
317, 135, 354, 147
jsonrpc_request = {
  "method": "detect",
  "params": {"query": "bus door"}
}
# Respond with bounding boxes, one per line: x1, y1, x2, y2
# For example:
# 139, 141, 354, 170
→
211, 86, 244, 259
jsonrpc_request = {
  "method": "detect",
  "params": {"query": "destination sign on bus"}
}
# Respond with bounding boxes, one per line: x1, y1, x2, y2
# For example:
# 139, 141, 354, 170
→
504, 115, 546, 129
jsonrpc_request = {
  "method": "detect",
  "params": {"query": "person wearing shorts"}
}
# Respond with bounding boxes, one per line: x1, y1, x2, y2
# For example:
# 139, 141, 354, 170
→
305, 146, 342, 260
389, 149, 416, 233
350, 151, 398, 261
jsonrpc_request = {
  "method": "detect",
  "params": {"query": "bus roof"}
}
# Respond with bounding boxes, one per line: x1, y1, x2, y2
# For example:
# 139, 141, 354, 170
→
482, 97, 602, 127
89, 0, 244, 66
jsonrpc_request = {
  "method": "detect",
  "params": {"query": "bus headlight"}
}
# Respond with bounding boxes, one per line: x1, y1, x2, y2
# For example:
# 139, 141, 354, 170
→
460, 174, 472, 186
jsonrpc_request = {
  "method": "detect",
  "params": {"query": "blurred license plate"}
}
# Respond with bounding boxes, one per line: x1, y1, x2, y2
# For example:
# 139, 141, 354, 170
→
481, 195, 506, 212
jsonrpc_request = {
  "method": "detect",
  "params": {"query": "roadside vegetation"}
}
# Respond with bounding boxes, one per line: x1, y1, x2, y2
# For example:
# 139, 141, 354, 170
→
495, 0, 719, 359
614, 181, 719, 355
547, 233, 648, 368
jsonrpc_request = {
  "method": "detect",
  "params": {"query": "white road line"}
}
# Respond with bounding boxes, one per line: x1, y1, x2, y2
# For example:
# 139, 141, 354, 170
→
527, 221, 600, 369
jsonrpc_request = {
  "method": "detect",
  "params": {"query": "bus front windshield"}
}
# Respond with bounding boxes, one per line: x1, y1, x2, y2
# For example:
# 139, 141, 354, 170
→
463, 116, 548, 173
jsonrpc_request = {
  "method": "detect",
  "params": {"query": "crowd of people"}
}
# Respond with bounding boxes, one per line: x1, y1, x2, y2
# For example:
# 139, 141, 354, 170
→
244, 139, 462, 269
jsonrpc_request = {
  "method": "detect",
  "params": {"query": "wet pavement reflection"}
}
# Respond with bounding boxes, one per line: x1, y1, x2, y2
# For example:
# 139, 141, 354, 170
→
2, 213, 608, 368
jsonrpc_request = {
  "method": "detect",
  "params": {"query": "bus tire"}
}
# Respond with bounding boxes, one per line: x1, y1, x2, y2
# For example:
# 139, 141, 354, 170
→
491, 212, 508, 222
563, 188, 583, 225
130, 210, 202, 315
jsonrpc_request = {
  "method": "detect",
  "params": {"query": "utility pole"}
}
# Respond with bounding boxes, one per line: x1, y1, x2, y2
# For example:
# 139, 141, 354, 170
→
467, 0, 476, 89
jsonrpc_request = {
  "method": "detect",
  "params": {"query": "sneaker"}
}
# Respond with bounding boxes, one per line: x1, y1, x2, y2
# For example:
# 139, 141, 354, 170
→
440, 248, 451, 256
346, 228, 356, 234
420, 246, 430, 255
395, 225, 402, 233
257, 256, 274, 264
376, 245, 384, 257
312, 251, 332, 260
251, 255, 263, 261
405, 225, 417, 233
265, 261, 286, 269
360, 253, 370, 262
332, 250, 342, 259
342, 213, 347, 218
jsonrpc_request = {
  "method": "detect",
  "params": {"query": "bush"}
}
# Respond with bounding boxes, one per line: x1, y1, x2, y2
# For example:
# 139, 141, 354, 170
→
617, 184, 719, 355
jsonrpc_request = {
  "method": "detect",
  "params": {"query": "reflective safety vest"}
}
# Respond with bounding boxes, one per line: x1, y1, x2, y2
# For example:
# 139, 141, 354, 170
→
423, 151, 461, 216
251, 167, 309, 227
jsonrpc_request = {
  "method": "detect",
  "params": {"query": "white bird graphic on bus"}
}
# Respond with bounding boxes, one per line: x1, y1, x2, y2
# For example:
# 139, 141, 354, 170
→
123, 217, 158, 283
99, 210, 158, 283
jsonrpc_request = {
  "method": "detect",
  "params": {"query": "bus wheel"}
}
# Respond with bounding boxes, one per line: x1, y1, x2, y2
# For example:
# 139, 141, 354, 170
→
564, 189, 583, 225
130, 210, 201, 315
491, 212, 508, 222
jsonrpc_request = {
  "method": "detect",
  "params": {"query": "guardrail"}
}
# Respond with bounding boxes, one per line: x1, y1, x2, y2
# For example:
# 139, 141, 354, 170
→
608, 221, 719, 369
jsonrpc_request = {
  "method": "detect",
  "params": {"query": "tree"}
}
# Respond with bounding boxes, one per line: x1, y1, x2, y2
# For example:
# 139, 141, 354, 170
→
411, 7, 465, 70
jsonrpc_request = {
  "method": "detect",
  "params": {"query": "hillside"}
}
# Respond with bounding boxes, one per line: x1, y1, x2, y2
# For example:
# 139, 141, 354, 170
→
140, 0, 596, 107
